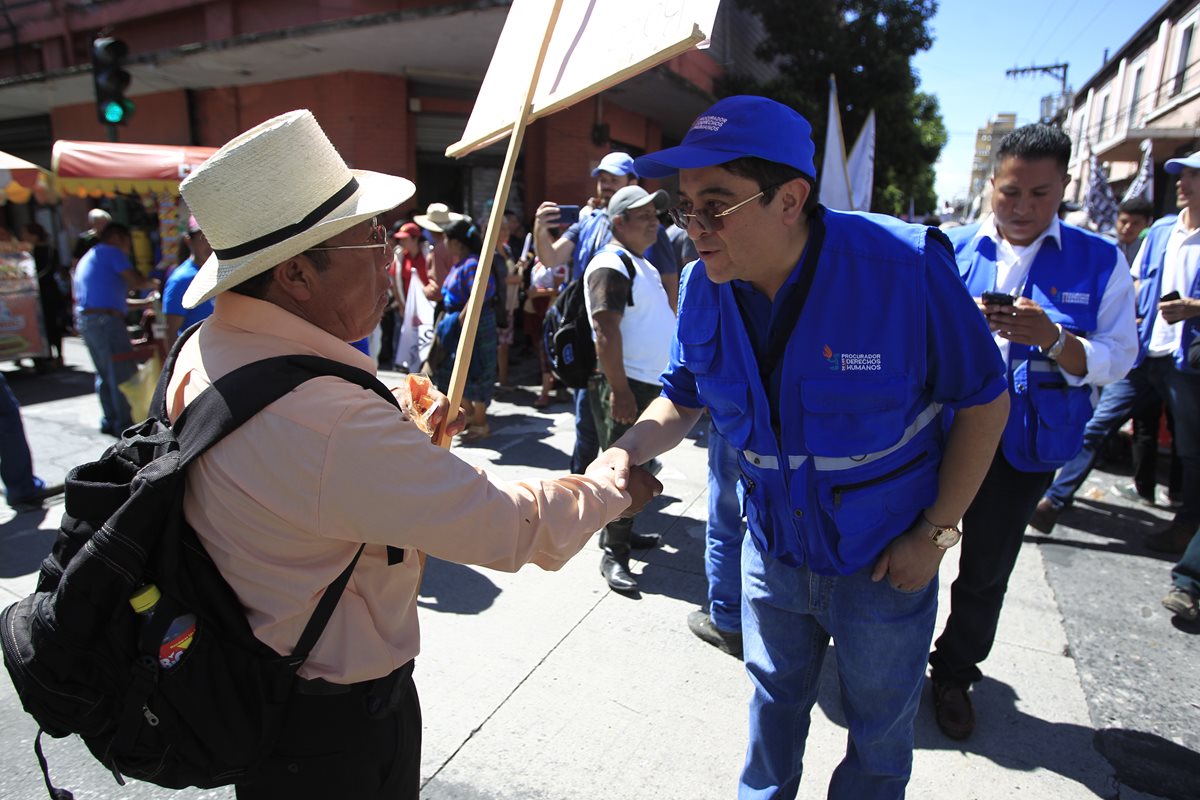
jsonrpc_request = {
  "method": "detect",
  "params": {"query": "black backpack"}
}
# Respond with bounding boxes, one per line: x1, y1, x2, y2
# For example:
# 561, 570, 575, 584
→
542, 250, 635, 389
0, 327, 400, 798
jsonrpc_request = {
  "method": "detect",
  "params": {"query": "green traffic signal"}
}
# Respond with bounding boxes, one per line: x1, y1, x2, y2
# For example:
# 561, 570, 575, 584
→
102, 100, 132, 125
92, 37, 133, 127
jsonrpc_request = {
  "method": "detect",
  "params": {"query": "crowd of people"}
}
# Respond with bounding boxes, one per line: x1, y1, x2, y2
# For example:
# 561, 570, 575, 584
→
0, 95, 1196, 800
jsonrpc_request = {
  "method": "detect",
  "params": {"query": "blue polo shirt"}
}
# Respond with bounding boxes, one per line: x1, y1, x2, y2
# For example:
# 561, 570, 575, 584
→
161, 257, 215, 335
73, 243, 132, 314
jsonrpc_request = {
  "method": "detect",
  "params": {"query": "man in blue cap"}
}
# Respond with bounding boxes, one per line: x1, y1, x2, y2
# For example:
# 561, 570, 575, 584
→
592, 95, 1011, 799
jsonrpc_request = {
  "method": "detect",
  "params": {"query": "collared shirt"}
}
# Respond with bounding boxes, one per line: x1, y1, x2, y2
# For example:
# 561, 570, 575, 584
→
165, 293, 629, 683
971, 214, 1137, 387
72, 242, 131, 313
1133, 210, 1200, 357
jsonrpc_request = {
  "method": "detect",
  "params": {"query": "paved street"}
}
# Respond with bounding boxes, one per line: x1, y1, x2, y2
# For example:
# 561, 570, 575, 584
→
0, 337, 1196, 799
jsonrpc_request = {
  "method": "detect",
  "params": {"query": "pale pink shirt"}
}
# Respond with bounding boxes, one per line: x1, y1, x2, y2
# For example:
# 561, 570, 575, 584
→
166, 293, 629, 683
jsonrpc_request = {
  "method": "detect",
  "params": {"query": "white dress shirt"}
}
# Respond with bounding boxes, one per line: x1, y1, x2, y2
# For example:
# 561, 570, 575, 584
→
1131, 212, 1200, 358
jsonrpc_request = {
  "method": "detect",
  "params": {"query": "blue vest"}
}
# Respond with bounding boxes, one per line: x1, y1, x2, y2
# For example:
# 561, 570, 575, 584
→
676, 209, 946, 575
1134, 215, 1200, 371
947, 223, 1115, 472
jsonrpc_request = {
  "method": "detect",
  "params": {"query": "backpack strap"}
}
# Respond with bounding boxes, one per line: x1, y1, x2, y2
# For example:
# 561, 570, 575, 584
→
614, 249, 636, 307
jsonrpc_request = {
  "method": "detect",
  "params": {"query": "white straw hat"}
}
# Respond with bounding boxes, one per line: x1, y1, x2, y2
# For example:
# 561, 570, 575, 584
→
180, 109, 415, 308
413, 202, 465, 233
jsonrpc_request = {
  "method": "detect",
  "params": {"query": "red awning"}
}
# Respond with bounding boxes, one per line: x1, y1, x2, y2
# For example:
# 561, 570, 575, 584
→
52, 140, 218, 197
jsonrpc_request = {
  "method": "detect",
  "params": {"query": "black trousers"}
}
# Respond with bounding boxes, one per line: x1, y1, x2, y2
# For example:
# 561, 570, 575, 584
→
235, 662, 421, 800
929, 450, 1053, 687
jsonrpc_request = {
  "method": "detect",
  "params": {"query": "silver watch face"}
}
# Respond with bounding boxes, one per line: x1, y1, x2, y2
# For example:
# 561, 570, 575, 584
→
931, 527, 961, 548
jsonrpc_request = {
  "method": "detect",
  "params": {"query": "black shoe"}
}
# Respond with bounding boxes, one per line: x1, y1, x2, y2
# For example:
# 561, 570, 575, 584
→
687, 610, 742, 657
630, 531, 661, 549
8, 482, 65, 512
1028, 498, 1059, 534
600, 554, 638, 593
931, 679, 975, 740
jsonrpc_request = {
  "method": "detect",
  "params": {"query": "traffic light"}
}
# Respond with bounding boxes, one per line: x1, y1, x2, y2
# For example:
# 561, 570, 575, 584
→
91, 37, 133, 126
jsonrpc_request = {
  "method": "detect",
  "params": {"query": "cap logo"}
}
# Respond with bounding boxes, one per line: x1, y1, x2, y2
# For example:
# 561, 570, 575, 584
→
692, 115, 728, 133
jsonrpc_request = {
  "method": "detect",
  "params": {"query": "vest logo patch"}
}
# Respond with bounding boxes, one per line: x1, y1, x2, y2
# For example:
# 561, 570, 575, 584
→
823, 344, 882, 371
1059, 291, 1090, 305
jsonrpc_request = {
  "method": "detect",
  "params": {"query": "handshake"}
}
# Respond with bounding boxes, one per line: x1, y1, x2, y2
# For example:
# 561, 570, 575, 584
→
585, 448, 663, 519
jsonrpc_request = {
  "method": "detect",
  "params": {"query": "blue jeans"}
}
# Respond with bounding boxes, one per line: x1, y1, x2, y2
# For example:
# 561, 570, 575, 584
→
1143, 356, 1200, 525
0, 373, 41, 503
569, 386, 599, 474
740, 537, 937, 800
76, 312, 136, 434
707, 423, 745, 632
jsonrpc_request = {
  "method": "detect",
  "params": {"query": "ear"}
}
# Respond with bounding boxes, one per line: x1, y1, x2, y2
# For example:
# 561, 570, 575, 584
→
270, 257, 320, 303
777, 177, 811, 225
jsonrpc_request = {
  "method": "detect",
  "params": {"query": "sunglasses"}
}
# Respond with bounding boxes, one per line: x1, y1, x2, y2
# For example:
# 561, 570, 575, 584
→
667, 185, 778, 233
307, 218, 389, 254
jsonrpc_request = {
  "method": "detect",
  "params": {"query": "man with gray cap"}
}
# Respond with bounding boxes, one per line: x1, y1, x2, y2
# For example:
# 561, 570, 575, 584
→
591, 95, 1010, 799
170, 109, 659, 799
586, 184, 676, 592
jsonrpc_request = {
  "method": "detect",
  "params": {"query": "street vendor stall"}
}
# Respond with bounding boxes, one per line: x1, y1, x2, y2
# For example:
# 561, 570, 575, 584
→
0, 241, 49, 360
52, 140, 217, 276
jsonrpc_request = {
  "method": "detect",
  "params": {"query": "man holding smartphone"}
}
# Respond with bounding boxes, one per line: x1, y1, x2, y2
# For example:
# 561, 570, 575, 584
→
932, 124, 1138, 740
1125, 152, 1200, 622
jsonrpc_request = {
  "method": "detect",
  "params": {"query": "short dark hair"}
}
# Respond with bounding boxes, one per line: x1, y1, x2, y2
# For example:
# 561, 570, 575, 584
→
719, 156, 818, 214
99, 222, 130, 243
1118, 196, 1153, 219
995, 124, 1072, 173
227, 248, 331, 299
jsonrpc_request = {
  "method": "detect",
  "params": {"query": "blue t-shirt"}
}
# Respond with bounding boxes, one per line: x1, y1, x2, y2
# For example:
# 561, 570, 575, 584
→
661, 228, 1007, 418
161, 257, 215, 335
440, 255, 495, 311
73, 243, 132, 313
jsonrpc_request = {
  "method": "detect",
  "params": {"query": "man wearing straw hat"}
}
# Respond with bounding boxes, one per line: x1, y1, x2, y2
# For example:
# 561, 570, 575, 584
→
414, 201, 466, 288
170, 109, 660, 800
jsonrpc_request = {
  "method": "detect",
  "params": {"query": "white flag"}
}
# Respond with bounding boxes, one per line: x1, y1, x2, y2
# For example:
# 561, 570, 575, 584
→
847, 110, 876, 212
394, 274, 436, 373
819, 75, 854, 211
1121, 138, 1154, 203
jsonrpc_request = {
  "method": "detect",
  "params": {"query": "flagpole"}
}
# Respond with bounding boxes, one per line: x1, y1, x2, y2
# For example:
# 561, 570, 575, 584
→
436, 0, 565, 448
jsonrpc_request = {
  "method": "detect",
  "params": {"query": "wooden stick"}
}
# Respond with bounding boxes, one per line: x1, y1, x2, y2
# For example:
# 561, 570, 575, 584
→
436, 0, 565, 449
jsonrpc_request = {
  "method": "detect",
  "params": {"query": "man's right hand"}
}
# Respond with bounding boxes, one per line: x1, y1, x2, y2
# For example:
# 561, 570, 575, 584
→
586, 446, 633, 490
619, 465, 663, 518
534, 201, 561, 229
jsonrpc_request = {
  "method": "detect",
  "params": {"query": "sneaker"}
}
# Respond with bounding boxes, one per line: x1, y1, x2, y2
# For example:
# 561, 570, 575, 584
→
687, 610, 742, 657
1161, 588, 1199, 622
1111, 483, 1156, 507
1028, 498, 1060, 534
1146, 521, 1198, 555
931, 679, 975, 740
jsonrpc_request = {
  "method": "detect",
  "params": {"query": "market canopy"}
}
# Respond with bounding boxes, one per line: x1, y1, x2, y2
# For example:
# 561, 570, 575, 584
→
52, 140, 218, 197
0, 150, 54, 204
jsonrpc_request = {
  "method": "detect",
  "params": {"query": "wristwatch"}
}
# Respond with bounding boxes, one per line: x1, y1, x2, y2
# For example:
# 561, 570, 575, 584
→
1041, 323, 1067, 360
922, 512, 962, 550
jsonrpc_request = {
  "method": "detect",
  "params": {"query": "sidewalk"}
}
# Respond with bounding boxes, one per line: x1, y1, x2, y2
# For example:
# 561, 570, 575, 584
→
0, 341, 1169, 799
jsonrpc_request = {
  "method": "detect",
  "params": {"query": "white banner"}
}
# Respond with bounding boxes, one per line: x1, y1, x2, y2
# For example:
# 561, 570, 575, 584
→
848, 109, 876, 212
818, 75, 853, 211
395, 275, 436, 373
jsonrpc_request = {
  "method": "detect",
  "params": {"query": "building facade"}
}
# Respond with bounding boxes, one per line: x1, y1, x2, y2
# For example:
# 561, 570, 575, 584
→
1066, 0, 1200, 214
0, 0, 773, 226
967, 112, 1017, 214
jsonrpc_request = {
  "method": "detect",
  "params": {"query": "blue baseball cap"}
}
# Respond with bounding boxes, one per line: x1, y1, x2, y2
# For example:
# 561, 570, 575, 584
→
1165, 150, 1200, 174
591, 152, 637, 177
634, 96, 816, 179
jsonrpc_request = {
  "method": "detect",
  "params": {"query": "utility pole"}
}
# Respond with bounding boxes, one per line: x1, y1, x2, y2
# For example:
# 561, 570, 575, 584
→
1006, 63, 1072, 127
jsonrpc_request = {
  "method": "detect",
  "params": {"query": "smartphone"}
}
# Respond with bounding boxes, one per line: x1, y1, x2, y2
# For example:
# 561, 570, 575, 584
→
1161, 290, 1181, 302
555, 204, 581, 226
981, 291, 1015, 306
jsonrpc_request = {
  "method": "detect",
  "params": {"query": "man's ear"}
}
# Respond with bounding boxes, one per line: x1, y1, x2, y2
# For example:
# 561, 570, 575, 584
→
269, 257, 318, 303
778, 178, 811, 225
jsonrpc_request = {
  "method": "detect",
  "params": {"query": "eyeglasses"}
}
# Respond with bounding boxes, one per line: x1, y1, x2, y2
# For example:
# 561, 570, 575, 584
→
306, 218, 388, 255
668, 187, 774, 232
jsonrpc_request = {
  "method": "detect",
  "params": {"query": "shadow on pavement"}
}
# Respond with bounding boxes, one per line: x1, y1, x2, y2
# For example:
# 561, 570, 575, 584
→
623, 497, 709, 609
1095, 727, 1200, 800
417, 557, 502, 615
0, 510, 56, 578
3, 365, 96, 406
